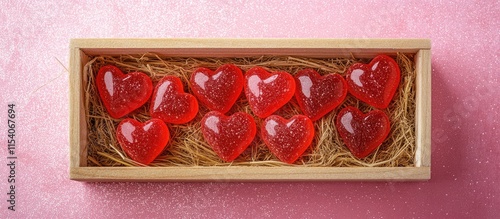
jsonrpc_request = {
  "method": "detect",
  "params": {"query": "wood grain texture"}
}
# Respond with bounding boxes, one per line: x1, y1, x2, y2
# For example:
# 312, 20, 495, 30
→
415, 49, 432, 167
69, 44, 82, 168
70, 42, 90, 168
69, 38, 432, 181
71, 38, 431, 49
70, 167, 430, 182
72, 38, 431, 58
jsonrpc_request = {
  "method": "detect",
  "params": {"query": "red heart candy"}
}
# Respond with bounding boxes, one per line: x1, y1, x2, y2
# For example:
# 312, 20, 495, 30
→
261, 115, 315, 164
294, 69, 347, 121
116, 118, 170, 165
96, 65, 153, 118
150, 76, 198, 124
201, 111, 256, 162
345, 55, 400, 109
190, 64, 244, 113
335, 106, 391, 159
244, 67, 296, 118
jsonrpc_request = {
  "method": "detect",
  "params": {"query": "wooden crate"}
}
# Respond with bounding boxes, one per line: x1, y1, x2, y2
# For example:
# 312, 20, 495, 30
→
69, 38, 431, 181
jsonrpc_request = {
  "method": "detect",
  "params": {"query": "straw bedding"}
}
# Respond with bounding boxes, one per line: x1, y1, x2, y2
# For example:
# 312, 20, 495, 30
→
83, 53, 416, 167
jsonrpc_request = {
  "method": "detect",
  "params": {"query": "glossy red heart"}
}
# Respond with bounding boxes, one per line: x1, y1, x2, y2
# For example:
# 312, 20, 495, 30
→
150, 76, 198, 124
345, 55, 400, 109
116, 118, 170, 165
201, 111, 257, 162
335, 106, 390, 159
96, 65, 153, 118
244, 67, 296, 118
190, 64, 244, 113
261, 115, 315, 164
294, 69, 347, 121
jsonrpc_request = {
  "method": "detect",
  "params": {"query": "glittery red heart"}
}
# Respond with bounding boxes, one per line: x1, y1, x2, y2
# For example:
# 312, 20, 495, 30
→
116, 118, 170, 165
150, 76, 198, 124
345, 55, 400, 109
96, 65, 153, 118
244, 67, 296, 118
190, 64, 244, 113
201, 111, 256, 162
335, 106, 390, 159
294, 69, 347, 121
261, 115, 315, 164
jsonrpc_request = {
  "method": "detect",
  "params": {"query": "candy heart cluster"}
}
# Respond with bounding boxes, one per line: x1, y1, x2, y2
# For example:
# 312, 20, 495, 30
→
96, 65, 199, 164
335, 55, 400, 158
96, 54, 400, 164
200, 66, 345, 163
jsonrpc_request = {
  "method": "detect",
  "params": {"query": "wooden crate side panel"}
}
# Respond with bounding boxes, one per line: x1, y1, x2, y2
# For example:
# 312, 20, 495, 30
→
69, 41, 90, 169
70, 38, 431, 49
72, 38, 431, 58
415, 49, 432, 167
70, 167, 430, 182
69, 44, 82, 168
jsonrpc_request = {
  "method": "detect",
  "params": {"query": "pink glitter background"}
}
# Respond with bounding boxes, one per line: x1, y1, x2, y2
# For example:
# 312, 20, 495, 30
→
0, 0, 499, 218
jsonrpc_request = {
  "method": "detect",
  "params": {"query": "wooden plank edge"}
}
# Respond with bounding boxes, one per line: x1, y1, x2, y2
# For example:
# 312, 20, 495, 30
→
79, 50, 90, 167
415, 49, 432, 168
70, 38, 431, 50
69, 44, 81, 168
70, 167, 430, 182
77, 48, 422, 58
